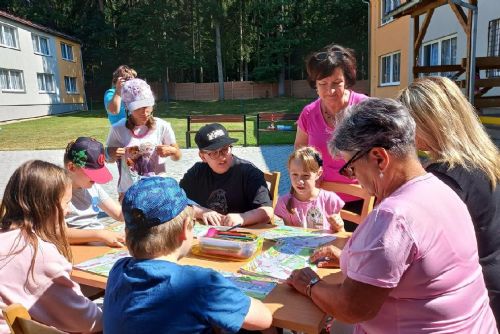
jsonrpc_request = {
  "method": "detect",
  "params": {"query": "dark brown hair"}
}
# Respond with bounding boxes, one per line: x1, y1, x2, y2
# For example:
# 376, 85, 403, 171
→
112, 65, 137, 86
0, 160, 72, 284
306, 44, 357, 89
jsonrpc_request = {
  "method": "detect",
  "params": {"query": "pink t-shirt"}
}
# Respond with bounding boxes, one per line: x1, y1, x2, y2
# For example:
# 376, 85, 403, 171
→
340, 173, 497, 334
0, 229, 102, 334
297, 91, 368, 201
274, 189, 345, 230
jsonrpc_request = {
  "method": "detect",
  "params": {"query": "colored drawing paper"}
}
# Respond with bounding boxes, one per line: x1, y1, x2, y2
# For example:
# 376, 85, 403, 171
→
105, 223, 125, 233
259, 226, 336, 248
239, 243, 317, 281
75, 249, 129, 277
219, 271, 277, 300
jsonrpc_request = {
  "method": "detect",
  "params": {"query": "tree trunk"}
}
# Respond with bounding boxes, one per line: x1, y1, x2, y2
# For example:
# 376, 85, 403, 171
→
215, 19, 224, 100
278, 65, 285, 97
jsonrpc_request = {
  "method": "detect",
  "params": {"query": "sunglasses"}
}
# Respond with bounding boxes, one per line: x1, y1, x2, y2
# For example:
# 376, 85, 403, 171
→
339, 149, 371, 179
202, 145, 232, 160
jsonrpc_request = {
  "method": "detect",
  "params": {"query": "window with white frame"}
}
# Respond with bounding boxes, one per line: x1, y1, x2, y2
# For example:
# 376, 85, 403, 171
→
380, 52, 400, 85
0, 23, 19, 49
381, 0, 400, 25
487, 18, 500, 77
420, 35, 457, 77
37, 73, 55, 93
32, 34, 50, 56
0, 68, 24, 92
64, 76, 77, 93
61, 42, 73, 61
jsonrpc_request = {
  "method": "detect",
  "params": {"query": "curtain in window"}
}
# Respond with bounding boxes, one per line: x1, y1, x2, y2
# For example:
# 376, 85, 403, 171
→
0, 70, 8, 89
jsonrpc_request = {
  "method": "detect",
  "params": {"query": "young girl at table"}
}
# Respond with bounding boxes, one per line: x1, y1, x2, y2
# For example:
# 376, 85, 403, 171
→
64, 136, 125, 247
275, 147, 345, 232
105, 78, 181, 199
0, 160, 102, 333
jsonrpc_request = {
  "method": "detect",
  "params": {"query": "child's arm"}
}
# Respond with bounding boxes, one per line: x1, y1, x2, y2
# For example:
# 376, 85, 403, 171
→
156, 143, 181, 161
66, 228, 124, 247
326, 213, 346, 233
99, 198, 124, 222
241, 298, 273, 330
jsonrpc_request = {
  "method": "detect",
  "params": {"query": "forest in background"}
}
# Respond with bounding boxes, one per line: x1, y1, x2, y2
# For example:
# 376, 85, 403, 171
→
0, 0, 368, 100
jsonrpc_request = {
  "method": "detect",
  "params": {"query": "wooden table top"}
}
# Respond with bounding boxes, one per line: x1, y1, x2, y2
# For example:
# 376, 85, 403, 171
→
70, 223, 349, 334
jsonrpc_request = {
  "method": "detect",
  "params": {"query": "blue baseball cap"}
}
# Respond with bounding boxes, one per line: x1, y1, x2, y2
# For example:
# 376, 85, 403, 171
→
122, 177, 194, 230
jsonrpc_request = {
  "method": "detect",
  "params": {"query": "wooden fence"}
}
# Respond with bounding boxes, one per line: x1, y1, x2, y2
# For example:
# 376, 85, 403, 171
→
149, 79, 369, 101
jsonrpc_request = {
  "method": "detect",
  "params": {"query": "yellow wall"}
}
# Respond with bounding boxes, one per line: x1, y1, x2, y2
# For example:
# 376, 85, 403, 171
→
370, 1, 411, 98
55, 37, 84, 104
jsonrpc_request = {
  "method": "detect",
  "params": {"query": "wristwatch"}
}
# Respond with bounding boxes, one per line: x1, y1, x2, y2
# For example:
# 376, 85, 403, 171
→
306, 276, 321, 298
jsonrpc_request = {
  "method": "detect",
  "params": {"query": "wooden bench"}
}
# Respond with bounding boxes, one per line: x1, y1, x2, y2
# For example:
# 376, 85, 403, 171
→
256, 112, 300, 145
186, 114, 247, 148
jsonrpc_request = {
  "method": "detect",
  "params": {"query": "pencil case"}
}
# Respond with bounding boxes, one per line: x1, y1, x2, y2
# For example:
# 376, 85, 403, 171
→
192, 233, 262, 261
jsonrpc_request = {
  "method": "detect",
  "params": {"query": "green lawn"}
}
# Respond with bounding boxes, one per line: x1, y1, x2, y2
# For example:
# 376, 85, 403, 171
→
0, 98, 310, 150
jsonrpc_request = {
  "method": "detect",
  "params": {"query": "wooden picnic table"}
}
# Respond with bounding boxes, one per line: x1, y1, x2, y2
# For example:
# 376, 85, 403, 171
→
70, 223, 350, 334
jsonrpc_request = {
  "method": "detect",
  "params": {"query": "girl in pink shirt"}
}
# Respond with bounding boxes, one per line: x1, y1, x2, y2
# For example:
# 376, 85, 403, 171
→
275, 147, 345, 232
0, 160, 102, 334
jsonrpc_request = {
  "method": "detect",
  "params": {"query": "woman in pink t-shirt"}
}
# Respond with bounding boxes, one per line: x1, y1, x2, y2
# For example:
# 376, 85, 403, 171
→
0, 160, 102, 334
287, 98, 497, 334
295, 44, 367, 229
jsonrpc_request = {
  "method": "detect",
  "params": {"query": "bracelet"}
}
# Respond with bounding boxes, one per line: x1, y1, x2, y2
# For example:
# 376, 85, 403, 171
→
306, 277, 321, 298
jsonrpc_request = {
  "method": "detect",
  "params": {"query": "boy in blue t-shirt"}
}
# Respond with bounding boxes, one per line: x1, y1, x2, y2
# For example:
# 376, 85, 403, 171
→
104, 177, 272, 334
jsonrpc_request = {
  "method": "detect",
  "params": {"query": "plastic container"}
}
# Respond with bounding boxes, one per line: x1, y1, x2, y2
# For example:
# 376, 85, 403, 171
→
276, 124, 293, 131
193, 233, 262, 261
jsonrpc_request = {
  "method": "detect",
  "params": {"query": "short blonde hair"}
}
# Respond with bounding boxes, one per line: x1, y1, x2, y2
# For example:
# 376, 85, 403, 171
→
398, 76, 500, 188
126, 206, 194, 258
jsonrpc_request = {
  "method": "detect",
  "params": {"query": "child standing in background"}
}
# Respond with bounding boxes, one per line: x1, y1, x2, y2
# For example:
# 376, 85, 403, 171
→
0, 160, 102, 333
64, 137, 125, 247
275, 147, 345, 232
106, 78, 181, 199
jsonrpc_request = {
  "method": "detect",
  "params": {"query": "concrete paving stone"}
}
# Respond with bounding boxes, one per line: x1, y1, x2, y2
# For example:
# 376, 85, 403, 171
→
0, 145, 294, 200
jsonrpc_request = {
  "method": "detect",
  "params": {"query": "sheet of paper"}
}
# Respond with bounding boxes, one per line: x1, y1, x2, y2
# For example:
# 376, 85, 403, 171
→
259, 225, 336, 248
239, 243, 317, 281
74, 249, 129, 277
219, 271, 277, 300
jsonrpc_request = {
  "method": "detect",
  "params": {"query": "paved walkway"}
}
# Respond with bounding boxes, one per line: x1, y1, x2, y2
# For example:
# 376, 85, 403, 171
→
0, 145, 293, 200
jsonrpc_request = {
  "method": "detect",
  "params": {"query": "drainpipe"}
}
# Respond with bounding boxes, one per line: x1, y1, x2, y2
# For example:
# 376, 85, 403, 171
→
362, 0, 371, 96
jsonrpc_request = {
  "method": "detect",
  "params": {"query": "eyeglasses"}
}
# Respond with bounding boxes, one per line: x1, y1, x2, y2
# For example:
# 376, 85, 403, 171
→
202, 145, 232, 159
339, 149, 370, 179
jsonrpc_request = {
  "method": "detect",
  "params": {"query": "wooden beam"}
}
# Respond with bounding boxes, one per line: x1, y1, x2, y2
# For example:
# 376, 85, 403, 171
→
475, 96, 500, 109
414, 9, 435, 62
413, 15, 420, 79
464, 1, 476, 98
410, 0, 447, 17
413, 64, 464, 74
448, 0, 468, 34
475, 57, 500, 70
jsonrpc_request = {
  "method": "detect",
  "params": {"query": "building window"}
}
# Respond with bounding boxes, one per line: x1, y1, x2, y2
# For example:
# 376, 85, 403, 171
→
420, 35, 457, 77
380, 52, 400, 86
487, 18, 500, 78
0, 68, 25, 92
37, 73, 55, 93
0, 23, 19, 49
32, 34, 50, 56
64, 76, 77, 93
61, 42, 73, 61
381, 0, 400, 25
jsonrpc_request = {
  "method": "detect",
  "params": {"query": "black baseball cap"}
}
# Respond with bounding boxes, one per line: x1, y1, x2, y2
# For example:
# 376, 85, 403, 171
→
66, 137, 112, 184
194, 123, 238, 151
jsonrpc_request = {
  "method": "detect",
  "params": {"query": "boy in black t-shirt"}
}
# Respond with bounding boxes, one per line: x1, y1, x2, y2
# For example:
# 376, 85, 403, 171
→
179, 123, 273, 226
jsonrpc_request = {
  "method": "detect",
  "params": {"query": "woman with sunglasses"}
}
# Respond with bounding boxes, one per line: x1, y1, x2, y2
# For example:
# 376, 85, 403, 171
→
295, 44, 368, 231
287, 98, 497, 334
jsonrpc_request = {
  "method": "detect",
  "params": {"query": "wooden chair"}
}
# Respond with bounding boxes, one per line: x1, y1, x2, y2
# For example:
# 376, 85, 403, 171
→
263, 171, 281, 224
321, 181, 375, 225
2, 304, 65, 334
